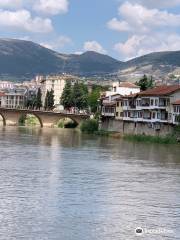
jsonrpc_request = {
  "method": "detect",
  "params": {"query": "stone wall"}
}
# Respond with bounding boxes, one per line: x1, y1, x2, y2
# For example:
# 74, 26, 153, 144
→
101, 118, 174, 137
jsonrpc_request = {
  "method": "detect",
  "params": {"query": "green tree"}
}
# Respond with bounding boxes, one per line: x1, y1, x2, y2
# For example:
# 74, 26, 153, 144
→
88, 87, 101, 113
44, 90, 50, 110
35, 88, 42, 110
60, 81, 73, 109
49, 89, 55, 110
136, 75, 154, 91
72, 82, 88, 110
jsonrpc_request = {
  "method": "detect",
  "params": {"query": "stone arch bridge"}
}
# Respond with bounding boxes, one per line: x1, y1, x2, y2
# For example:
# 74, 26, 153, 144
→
0, 108, 90, 127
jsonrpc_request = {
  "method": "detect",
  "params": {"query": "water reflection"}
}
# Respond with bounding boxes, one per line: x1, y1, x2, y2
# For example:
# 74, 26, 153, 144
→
0, 127, 179, 240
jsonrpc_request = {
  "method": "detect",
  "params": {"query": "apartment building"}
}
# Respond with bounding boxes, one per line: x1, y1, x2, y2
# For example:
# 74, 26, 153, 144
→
101, 85, 180, 126
121, 85, 180, 125
106, 82, 140, 97
41, 74, 79, 110
101, 81, 140, 118
0, 81, 15, 89
172, 100, 180, 124
0, 88, 27, 108
101, 94, 122, 118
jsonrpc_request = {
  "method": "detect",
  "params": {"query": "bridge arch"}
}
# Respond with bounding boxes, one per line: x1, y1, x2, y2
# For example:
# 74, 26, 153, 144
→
56, 117, 78, 128
0, 112, 6, 126
18, 113, 43, 128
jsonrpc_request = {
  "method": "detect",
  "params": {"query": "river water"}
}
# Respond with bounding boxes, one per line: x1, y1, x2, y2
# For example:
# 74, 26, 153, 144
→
0, 127, 179, 240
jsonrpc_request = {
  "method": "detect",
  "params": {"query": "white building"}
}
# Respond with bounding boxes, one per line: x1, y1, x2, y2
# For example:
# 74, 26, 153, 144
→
0, 81, 15, 89
121, 85, 180, 125
172, 100, 180, 124
0, 88, 27, 109
101, 94, 122, 117
106, 81, 140, 97
41, 74, 79, 110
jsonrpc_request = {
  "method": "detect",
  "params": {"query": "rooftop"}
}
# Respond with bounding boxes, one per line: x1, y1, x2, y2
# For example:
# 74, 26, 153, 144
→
138, 85, 180, 96
118, 82, 140, 89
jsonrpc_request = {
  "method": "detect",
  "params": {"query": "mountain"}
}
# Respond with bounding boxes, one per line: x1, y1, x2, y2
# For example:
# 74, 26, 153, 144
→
0, 38, 121, 80
117, 51, 180, 82
0, 38, 180, 82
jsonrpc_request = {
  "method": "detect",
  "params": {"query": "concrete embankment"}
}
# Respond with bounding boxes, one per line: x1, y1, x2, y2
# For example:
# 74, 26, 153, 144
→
100, 118, 174, 137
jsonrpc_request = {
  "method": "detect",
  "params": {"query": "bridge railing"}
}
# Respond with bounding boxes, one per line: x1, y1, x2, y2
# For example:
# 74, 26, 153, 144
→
0, 106, 91, 116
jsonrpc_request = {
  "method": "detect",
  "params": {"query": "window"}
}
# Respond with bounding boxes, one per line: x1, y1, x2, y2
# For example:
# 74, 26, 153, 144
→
116, 102, 119, 107
116, 112, 119, 117
151, 99, 154, 106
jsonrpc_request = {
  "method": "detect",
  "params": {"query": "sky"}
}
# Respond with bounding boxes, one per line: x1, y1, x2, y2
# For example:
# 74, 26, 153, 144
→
0, 0, 180, 60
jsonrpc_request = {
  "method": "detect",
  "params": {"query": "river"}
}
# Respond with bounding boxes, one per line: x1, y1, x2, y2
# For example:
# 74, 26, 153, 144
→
0, 127, 179, 240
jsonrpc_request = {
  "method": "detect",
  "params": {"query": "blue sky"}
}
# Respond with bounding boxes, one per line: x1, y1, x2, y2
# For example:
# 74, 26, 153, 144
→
0, 0, 180, 60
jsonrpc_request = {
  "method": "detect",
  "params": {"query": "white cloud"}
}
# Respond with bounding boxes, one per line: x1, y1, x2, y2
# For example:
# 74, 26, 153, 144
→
0, 9, 53, 33
107, 18, 131, 32
34, 0, 69, 15
55, 36, 72, 48
132, 0, 180, 8
41, 35, 72, 50
109, 2, 180, 59
83, 41, 107, 54
74, 51, 83, 55
40, 42, 53, 49
0, 0, 22, 8
114, 33, 180, 60
115, 2, 180, 33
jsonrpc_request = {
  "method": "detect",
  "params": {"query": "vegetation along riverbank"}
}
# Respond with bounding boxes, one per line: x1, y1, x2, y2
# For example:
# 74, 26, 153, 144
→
80, 119, 180, 144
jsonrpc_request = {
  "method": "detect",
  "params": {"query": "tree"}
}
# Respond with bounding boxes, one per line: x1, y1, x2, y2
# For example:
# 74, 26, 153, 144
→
44, 90, 50, 110
136, 75, 154, 91
44, 89, 54, 110
35, 88, 42, 110
60, 81, 73, 109
49, 89, 55, 110
72, 82, 88, 110
88, 86, 101, 113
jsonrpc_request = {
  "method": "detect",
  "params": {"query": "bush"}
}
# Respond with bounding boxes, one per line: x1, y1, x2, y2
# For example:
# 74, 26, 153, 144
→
19, 115, 26, 126
124, 134, 178, 144
64, 121, 78, 128
80, 119, 99, 133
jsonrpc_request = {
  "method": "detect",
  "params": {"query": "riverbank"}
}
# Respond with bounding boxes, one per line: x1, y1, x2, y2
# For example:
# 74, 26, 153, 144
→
95, 131, 179, 144
80, 119, 180, 144
124, 134, 179, 144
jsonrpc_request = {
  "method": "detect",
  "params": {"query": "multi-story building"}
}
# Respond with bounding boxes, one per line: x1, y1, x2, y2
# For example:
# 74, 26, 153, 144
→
106, 81, 140, 97
102, 81, 140, 119
0, 81, 15, 90
115, 96, 124, 120
172, 100, 180, 124
41, 74, 79, 110
121, 85, 180, 125
101, 85, 180, 126
101, 94, 122, 118
0, 88, 27, 108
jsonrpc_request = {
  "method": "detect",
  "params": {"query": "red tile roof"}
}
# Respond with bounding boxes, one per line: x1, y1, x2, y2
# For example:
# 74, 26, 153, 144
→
172, 100, 180, 105
0, 92, 5, 97
138, 85, 180, 96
